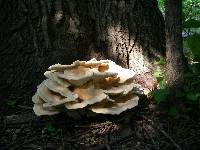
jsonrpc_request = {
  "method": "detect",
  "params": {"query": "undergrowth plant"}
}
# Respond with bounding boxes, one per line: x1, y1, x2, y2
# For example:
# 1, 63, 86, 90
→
45, 122, 62, 137
150, 0, 200, 112
150, 58, 169, 104
150, 56, 200, 117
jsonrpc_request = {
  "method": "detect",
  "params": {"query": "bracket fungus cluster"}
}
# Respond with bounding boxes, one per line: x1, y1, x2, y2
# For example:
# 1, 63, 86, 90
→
32, 59, 143, 116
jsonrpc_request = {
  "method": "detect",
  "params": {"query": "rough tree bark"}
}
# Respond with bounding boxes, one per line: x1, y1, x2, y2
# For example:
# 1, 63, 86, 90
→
165, 0, 187, 88
0, 0, 165, 103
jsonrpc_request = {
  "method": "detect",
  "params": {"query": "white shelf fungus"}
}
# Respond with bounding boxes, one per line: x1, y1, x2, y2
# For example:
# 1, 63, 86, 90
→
32, 59, 143, 116
89, 94, 139, 115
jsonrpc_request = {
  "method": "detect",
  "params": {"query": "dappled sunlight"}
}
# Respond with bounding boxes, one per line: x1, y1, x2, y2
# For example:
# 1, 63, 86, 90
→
107, 25, 152, 74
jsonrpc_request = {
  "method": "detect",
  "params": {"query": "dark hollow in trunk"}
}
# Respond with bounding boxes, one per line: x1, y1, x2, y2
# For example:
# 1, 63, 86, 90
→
0, 0, 165, 103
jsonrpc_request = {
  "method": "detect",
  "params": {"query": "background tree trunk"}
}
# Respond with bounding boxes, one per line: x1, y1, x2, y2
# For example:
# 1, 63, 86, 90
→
165, 0, 187, 88
0, 0, 165, 103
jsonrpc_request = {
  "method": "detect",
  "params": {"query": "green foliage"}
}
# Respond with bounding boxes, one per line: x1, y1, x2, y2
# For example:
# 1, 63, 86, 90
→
154, 58, 166, 65
157, 0, 200, 22
153, 58, 167, 89
156, 0, 200, 116
150, 58, 169, 103
45, 122, 62, 137
183, 0, 200, 21
151, 60, 200, 104
185, 34, 200, 61
184, 19, 200, 28
181, 1, 200, 104
186, 92, 200, 102
175, 72, 200, 103
188, 63, 200, 74
150, 89, 170, 103
158, 79, 167, 89
157, 0, 165, 14
168, 106, 179, 118
153, 68, 163, 78
177, 89, 200, 103
183, 5, 200, 104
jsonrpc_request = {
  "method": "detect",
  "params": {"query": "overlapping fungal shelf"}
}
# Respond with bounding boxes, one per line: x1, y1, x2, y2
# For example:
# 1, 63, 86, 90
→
32, 59, 143, 116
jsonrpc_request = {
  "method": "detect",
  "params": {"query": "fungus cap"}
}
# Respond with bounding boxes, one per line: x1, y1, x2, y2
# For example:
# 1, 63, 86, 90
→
48, 61, 79, 71
37, 82, 75, 106
32, 58, 141, 116
33, 104, 60, 116
44, 71, 71, 87
92, 68, 118, 80
107, 60, 136, 83
32, 93, 44, 104
78, 58, 109, 68
58, 66, 93, 86
64, 83, 108, 109
44, 79, 78, 101
89, 94, 139, 115
48, 59, 109, 71
103, 82, 143, 95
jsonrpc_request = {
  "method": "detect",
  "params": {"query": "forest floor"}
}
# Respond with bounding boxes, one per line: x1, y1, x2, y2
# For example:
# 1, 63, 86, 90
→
1, 95, 200, 150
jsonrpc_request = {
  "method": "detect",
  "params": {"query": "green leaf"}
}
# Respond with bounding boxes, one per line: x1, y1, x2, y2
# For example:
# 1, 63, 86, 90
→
186, 93, 199, 101
154, 58, 166, 65
189, 63, 200, 74
156, 77, 164, 83
44, 122, 62, 137
150, 89, 170, 103
158, 79, 167, 89
175, 90, 186, 97
184, 19, 200, 28
186, 34, 200, 61
153, 69, 164, 78
45, 122, 56, 132
168, 106, 179, 118
155, 58, 166, 65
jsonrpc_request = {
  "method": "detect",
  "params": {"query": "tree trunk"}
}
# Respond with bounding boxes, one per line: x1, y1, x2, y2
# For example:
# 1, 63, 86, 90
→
165, 0, 187, 88
0, 0, 165, 102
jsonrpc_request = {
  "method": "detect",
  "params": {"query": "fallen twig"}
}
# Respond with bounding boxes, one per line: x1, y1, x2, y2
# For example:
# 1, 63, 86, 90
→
17, 105, 32, 110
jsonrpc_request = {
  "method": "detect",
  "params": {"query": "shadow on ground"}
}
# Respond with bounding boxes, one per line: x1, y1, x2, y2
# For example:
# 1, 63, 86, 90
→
1, 98, 200, 150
